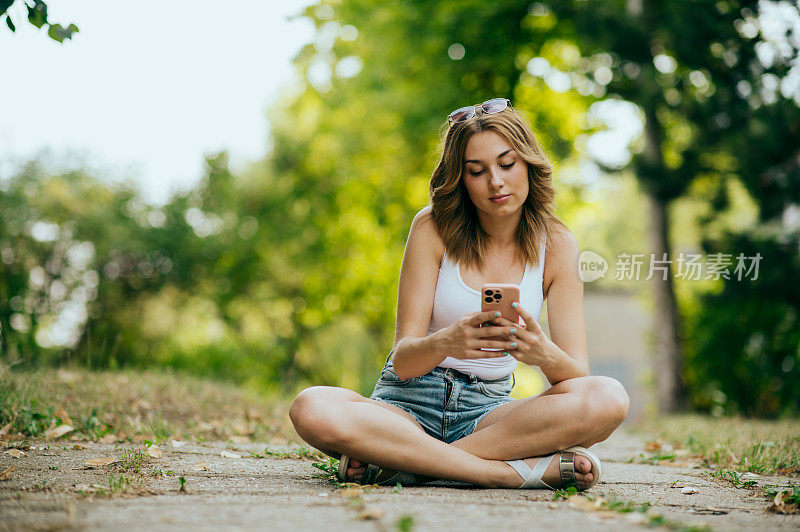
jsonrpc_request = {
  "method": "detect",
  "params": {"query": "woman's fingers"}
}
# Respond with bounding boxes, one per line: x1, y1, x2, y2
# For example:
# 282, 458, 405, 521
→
512, 303, 541, 332
467, 310, 504, 326
474, 325, 514, 338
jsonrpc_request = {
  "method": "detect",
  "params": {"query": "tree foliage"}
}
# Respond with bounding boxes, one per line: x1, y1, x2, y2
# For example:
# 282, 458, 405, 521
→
1, 0, 78, 42
1, 1, 798, 415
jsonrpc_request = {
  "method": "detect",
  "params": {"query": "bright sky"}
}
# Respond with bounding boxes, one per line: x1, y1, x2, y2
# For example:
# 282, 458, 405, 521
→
0, 0, 314, 204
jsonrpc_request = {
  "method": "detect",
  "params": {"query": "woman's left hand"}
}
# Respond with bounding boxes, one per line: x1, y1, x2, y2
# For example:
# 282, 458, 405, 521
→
493, 302, 551, 367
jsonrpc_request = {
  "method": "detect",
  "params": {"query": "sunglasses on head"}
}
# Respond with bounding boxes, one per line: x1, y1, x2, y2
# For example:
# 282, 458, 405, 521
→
448, 98, 511, 123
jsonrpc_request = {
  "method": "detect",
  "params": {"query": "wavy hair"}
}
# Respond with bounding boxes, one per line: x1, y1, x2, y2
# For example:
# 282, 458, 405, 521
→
429, 104, 566, 269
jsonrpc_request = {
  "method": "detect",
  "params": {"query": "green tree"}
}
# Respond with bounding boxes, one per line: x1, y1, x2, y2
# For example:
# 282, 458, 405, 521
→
1, 0, 78, 42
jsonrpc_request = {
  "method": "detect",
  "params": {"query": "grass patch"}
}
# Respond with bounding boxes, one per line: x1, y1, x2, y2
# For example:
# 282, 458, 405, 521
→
311, 456, 345, 487
0, 365, 297, 443
116, 448, 147, 474
630, 414, 800, 476
249, 444, 324, 460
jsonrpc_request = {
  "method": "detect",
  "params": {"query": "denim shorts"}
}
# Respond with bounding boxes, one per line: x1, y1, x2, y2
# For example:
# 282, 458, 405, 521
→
369, 355, 516, 444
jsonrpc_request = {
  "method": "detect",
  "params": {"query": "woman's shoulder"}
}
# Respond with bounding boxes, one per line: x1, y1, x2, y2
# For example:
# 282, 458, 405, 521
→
546, 223, 579, 256
408, 206, 445, 258
543, 222, 580, 297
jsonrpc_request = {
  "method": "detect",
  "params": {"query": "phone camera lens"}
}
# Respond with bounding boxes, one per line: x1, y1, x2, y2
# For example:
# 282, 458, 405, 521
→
484, 297, 493, 303
484, 290, 493, 296
493, 293, 502, 300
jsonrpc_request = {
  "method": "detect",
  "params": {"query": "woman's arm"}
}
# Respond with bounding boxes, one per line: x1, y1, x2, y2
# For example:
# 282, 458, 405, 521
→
538, 228, 589, 383
391, 208, 447, 379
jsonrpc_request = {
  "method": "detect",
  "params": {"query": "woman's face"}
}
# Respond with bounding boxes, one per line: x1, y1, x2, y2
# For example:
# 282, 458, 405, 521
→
462, 130, 529, 219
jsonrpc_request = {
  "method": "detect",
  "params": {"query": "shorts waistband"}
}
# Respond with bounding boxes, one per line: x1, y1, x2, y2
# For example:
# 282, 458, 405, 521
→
383, 352, 513, 384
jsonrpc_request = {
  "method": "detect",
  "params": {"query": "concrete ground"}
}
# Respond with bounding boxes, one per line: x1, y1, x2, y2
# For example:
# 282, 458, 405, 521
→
1, 430, 798, 531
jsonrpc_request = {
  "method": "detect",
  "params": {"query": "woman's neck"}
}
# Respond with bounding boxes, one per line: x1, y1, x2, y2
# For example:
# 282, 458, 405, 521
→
478, 210, 521, 250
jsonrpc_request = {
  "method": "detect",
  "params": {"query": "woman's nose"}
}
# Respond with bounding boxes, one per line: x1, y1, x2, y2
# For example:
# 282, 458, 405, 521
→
489, 167, 504, 188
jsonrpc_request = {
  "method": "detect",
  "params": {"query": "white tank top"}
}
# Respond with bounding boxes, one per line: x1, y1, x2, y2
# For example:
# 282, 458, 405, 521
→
428, 237, 547, 379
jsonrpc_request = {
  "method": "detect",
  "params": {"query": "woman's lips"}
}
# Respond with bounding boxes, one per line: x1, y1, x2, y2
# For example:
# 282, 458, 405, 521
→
490, 194, 510, 204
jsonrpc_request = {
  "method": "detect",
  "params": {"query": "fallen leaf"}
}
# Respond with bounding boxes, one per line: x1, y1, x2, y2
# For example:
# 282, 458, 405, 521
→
681, 487, 699, 494
99, 434, 118, 444
340, 485, 365, 498
5, 449, 25, 458
170, 440, 187, 448
567, 494, 605, 511
72, 443, 88, 450
769, 490, 799, 515
192, 462, 208, 471
54, 406, 74, 426
0, 422, 12, 436
84, 456, 118, 467
220, 451, 241, 459
358, 507, 385, 520
147, 445, 162, 459
44, 424, 74, 440
644, 440, 662, 452
0, 466, 15, 480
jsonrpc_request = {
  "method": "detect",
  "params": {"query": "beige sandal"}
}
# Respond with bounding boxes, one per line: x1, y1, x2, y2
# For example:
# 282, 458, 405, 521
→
504, 446, 602, 490
337, 455, 420, 485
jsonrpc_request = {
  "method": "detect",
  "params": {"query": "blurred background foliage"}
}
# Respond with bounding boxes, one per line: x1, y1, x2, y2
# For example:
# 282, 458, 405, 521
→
1, 0, 799, 417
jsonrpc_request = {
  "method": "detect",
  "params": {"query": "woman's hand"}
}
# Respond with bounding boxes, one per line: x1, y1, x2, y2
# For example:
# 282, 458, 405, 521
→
493, 302, 552, 367
434, 310, 517, 359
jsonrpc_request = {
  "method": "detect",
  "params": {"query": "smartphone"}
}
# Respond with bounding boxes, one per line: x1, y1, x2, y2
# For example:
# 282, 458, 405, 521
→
480, 283, 521, 334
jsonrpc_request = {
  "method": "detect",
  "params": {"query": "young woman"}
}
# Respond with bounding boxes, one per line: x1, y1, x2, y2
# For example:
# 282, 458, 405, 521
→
289, 98, 629, 490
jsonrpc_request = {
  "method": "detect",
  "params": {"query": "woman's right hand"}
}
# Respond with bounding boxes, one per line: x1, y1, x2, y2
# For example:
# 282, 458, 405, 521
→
434, 310, 518, 359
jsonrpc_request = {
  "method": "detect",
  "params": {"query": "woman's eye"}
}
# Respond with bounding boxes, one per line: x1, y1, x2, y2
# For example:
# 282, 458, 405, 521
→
469, 170, 484, 176
500, 162, 515, 169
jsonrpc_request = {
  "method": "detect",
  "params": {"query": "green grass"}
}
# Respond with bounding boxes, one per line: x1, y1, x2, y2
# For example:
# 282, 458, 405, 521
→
249, 443, 325, 460
116, 448, 147, 474
311, 456, 346, 487
631, 414, 800, 476
553, 486, 578, 500
0, 365, 296, 443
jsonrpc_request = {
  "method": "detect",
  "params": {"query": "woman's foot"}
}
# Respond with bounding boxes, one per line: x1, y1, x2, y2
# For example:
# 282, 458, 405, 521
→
343, 457, 368, 482
503, 452, 594, 490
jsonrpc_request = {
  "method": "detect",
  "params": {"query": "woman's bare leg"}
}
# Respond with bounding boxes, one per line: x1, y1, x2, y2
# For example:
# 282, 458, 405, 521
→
289, 376, 627, 488
290, 386, 514, 486
449, 375, 630, 486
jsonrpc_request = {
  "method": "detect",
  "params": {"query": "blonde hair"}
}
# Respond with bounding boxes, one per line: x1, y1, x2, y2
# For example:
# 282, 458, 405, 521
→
429, 105, 566, 268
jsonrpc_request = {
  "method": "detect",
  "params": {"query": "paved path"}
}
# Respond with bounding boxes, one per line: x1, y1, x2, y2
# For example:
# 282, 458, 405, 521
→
1, 430, 798, 531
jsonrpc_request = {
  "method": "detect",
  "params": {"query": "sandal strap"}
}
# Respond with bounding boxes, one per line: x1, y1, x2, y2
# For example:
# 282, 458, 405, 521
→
559, 451, 577, 488
505, 455, 557, 489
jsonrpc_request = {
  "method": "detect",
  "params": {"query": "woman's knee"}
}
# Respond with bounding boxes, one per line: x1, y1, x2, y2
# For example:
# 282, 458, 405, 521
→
585, 376, 629, 428
289, 386, 351, 447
